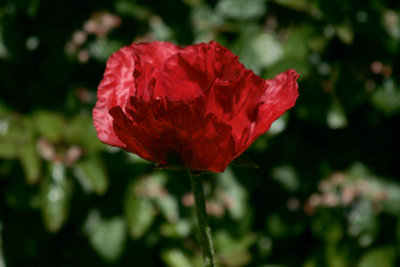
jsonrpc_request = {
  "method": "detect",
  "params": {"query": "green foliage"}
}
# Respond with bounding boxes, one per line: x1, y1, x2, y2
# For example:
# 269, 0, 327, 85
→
84, 210, 126, 262
357, 246, 397, 267
40, 163, 73, 233
73, 155, 109, 195
161, 249, 194, 267
1, 0, 400, 266
216, 0, 267, 20
33, 111, 65, 143
125, 182, 156, 239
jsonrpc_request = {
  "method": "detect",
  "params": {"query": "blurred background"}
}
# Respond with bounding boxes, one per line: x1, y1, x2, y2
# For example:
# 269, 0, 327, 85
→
1, 0, 400, 266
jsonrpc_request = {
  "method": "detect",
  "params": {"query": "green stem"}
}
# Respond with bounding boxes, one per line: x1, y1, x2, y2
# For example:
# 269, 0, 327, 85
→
189, 171, 216, 267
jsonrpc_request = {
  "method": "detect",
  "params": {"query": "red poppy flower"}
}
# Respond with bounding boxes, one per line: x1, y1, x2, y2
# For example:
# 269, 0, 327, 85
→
93, 41, 299, 172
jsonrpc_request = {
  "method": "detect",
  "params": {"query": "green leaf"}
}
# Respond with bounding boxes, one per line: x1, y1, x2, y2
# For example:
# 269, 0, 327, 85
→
252, 33, 283, 67
216, 0, 266, 20
191, 4, 224, 37
214, 230, 256, 266
370, 79, 400, 116
19, 139, 41, 185
40, 163, 73, 233
283, 26, 312, 60
114, 0, 152, 21
272, 165, 300, 192
266, 213, 291, 238
357, 246, 396, 267
154, 194, 179, 223
311, 210, 343, 244
215, 230, 256, 253
267, 113, 289, 136
271, 165, 299, 192
160, 220, 191, 239
383, 10, 400, 41
335, 22, 354, 45
73, 155, 109, 195
235, 28, 283, 74
0, 140, 18, 159
347, 199, 376, 240
0, 115, 32, 159
84, 210, 126, 262
149, 16, 173, 41
325, 244, 349, 267
161, 249, 194, 267
272, 0, 322, 18
66, 114, 104, 151
327, 102, 348, 129
33, 111, 64, 142
125, 182, 156, 239
89, 39, 123, 62
380, 181, 400, 216
217, 168, 247, 220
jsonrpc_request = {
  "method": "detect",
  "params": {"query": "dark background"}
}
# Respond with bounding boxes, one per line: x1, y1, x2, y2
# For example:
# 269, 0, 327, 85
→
1, 0, 400, 266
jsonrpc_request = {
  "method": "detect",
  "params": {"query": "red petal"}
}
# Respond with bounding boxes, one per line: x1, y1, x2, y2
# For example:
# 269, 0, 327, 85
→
132, 42, 180, 99
93, 46, 135, 147
109, 97, 236, 172
93, 42, 179, 147
236, 69, 300, 156
93, 41, 300, 172
150, 41, 245, 101
204, 69, 299, 157
205, 69, 265, 146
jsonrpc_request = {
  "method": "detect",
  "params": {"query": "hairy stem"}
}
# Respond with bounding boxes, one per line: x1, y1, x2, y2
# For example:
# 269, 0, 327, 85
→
189, 171, 215, 267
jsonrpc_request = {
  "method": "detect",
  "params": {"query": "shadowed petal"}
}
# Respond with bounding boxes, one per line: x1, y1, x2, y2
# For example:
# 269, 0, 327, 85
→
93, 42, 180, 147
110, 97, 236, 172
